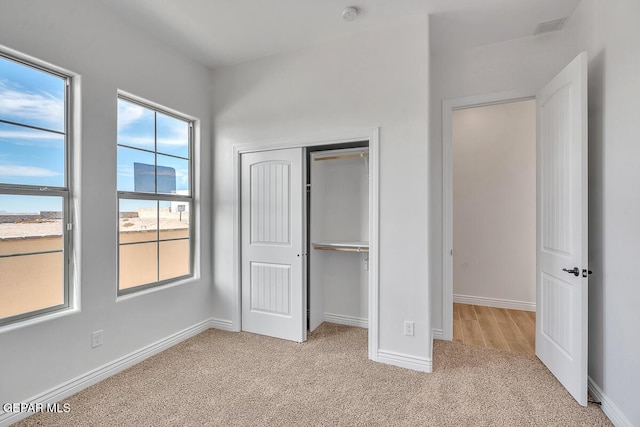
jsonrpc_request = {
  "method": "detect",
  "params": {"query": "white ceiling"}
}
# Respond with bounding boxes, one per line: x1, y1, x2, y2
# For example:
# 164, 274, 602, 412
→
99, 0, 581, 69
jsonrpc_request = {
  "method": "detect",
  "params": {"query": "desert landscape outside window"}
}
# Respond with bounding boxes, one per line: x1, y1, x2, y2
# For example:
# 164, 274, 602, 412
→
0, 53, 71, 325
117, 96, 193, 294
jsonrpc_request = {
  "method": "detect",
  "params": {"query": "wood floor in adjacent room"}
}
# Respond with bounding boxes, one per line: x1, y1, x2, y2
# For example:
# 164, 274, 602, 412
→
453, 303, 536, 356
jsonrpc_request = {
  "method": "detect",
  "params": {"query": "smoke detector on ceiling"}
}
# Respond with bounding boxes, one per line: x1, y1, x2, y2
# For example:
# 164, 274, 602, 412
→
534, 17, 567, 35
342, 7, 359, 22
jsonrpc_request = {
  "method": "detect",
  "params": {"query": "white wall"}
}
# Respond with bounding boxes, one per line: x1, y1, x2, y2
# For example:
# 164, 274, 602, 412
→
211, 18, 430, 365
562, 1, 640, 425
452, 100, 536, 306
0, 0, 212, 415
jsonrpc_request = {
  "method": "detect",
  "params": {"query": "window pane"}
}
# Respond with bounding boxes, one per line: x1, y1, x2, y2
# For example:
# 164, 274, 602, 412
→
157, 154, 189, 195
0, 195, 63, 255
159, 239, 190, 281
0, 56, 65, 132
0, 252, 63, 320
116, 96, 193, 293
0, 55, 69, 325
117, 98, 155, 151
117, 146, 155, 192
0, 122, 64, 187
159, 200, 189, 241
157, 112, 189, 159
119, 199, 157, 244
119, 242, 157, 290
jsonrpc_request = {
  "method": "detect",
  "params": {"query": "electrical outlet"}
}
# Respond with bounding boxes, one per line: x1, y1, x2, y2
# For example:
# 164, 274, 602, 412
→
92, 330, 103, 348
404, 321, 414, 336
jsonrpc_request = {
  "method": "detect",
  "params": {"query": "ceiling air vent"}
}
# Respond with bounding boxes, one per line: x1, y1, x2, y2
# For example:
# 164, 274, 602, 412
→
534, 17, 567, 35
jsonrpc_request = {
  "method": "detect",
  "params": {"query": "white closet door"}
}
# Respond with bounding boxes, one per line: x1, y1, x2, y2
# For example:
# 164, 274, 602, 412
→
241, 148, 306, 343
536, 52, 588, 406
308, 151, 326, 332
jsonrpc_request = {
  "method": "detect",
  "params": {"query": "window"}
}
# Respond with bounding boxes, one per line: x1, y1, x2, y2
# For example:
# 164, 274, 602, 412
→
117, 96, 193, 294
0, 53, 71, 326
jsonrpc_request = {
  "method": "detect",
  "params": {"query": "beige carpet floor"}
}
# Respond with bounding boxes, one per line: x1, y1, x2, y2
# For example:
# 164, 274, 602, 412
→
16, 323, 611, 426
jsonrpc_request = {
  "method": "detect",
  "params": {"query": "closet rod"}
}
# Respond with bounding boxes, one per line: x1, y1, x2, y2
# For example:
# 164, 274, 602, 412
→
314, 152, 369, 162
313, 246, 369, 253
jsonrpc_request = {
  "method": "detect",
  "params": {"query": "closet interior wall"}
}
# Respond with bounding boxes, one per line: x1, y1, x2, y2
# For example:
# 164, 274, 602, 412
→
309, 147, 369, 330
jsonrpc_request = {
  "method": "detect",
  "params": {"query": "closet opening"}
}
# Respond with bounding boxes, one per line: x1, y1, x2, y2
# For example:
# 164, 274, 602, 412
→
306, 141, 369, 334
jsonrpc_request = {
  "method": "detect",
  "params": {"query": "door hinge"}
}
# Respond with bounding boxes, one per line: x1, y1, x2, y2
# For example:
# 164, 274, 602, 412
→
67, 223, 73, 231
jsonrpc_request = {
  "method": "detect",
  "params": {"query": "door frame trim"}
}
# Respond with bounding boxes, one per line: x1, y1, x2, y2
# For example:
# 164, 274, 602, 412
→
232, 128, 380, 361
442, 89, 535, 340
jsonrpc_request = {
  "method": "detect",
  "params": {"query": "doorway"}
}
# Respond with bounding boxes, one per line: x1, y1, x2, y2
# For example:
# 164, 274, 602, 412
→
232, 129, 380, 361
451, 99, 536, 355
442, 89, 537, 342
441, 50, 589, 408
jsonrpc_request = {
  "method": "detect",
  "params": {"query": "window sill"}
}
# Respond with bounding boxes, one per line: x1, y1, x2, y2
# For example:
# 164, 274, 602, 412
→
0, 306, 80, 335
116, 275, 197, 302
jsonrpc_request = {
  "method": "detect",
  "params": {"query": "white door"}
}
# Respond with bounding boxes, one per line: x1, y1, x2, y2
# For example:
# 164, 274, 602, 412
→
241, 148, 306, 343
536, 52, 588, 406
308, 151, 326, 332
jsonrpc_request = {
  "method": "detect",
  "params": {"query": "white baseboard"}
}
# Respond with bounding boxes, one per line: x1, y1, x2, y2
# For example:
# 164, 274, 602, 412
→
324, 313, 368, 329
377, 350, 432, 373
588, 377, 633, 427
453, 294, 536, 312
210, 317, 234, 331
0, 318, 214, 427
432, 328, 444, 340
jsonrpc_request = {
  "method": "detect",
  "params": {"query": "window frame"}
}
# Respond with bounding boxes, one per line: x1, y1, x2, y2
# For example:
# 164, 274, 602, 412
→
116, 94, 195, 296
0, 51, 73, 327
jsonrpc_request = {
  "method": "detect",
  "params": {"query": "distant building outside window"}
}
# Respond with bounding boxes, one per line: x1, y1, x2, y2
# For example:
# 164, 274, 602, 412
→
0, 52, 73, 326
133, 162, 176, 194
116, 95, 194, 294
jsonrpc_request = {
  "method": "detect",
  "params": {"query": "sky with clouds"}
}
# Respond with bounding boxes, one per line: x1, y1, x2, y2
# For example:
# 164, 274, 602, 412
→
117, 97, 190, 196
0, 56, 65, 213
0, 56, 190, 214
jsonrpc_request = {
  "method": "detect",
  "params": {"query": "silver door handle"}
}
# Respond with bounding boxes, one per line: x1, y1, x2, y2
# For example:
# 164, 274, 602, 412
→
562, 267, 580, 277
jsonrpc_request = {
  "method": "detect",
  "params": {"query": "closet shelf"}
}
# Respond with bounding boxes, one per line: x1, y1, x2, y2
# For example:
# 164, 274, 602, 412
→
312, 241, 369, 253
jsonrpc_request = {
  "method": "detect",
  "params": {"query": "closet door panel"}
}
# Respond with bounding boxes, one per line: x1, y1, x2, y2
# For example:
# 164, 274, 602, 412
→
250, 262, 291, 316
250, 162, 290, 245
241, 148, 305, 343
309, 153, 326, 331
